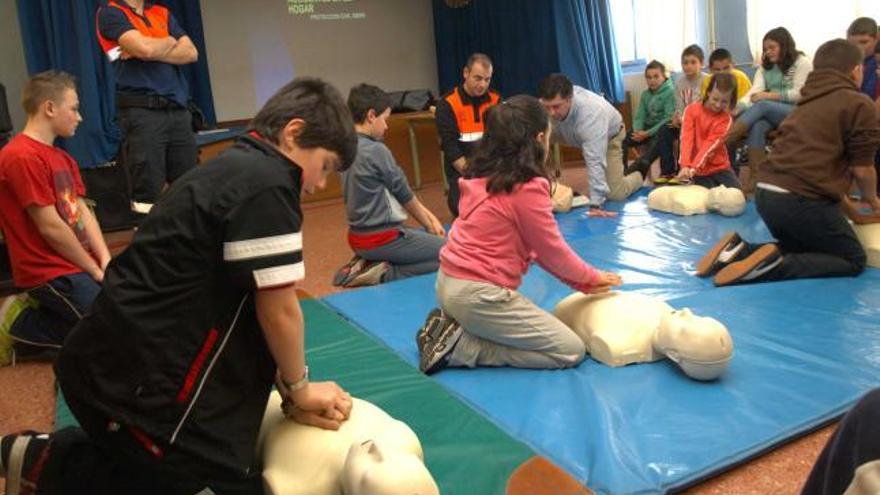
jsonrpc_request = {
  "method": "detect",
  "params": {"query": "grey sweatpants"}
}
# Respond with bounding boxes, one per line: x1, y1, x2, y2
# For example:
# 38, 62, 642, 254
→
436, 271, 585, 369
355, 227, 445, 282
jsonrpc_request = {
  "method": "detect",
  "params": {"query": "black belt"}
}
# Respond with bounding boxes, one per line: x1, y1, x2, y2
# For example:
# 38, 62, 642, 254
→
116, 94, 183, 110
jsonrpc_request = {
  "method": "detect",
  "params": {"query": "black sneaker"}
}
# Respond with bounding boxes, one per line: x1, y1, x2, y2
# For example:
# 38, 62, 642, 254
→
714, 244, 782, 287
332, 256, 365, 287
418, 310, 463, 375
1, 430, 52, 495
695, 232, 748, 277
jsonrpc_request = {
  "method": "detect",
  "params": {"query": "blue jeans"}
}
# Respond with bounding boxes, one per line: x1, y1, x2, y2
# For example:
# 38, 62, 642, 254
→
11, 272, 101, 348
735, 100, 794, 148
355, 227, 445, 282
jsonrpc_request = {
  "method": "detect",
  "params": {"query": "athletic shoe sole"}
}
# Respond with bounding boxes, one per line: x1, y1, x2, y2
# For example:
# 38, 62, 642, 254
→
416, 308, 443, 350
344, 261, 389, 288
714, 244, 782, 287
418, 317, 463, 375
696, 232, 745, 277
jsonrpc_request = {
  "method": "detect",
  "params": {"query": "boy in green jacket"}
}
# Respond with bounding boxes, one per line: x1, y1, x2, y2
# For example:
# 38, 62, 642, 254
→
623, 60, 676, 180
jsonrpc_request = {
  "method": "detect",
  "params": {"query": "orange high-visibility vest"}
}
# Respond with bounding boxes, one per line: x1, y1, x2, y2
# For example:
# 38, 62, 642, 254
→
443, 88, 500, 142
96, 1, 172, 62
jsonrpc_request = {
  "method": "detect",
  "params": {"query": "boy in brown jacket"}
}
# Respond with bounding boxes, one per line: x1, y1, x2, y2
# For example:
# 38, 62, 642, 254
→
695, 38, 880, 286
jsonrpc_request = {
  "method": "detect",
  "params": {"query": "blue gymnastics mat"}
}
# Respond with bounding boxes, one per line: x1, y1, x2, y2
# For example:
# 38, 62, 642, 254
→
323, 195, 880, 494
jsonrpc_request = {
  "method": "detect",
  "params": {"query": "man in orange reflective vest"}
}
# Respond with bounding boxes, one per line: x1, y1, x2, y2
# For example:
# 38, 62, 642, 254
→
97, 0, 199, 217
435, 53, 500, 217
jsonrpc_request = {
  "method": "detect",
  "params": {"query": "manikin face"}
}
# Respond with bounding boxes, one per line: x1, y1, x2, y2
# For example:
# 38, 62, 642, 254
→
681, 55, 702, 77
48, 88, 82, 138
763, 39, 781, 64
709, 58, 734, 74
655, 308, 733, 363
540, 95, 573, 121
462, 63, 492, 97
342, 440, 440, 495
847, 33, 877, 58
705, 88, 732, 114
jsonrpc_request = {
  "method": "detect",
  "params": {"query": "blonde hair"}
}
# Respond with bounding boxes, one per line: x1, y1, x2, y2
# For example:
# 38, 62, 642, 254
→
22, 70, 77, 116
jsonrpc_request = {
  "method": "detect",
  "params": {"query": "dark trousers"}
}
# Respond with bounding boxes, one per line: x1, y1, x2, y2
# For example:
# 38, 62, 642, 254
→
692, 169, 742, 190
621, 131, 660, 172
801, 388, 880, 495
657, 124, 679, 176
445, 168, 462, 218
753, 189, 866, 282
11, 273, 100, 349
39, 393, 262, 495
117, 106, 197, 204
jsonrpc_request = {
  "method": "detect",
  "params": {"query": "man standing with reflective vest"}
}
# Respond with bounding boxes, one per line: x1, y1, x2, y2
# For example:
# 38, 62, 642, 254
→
97, 0, 199, 216
435, 53, 500, 217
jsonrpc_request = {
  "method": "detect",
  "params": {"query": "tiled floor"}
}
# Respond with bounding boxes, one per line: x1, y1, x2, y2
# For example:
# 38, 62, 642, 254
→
0, 167, 833, 493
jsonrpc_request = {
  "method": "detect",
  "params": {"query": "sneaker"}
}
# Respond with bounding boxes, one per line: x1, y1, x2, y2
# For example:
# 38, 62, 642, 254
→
416, 308, 443, 350
0, 430, 52, 495
332, 256, 365, 287
713, 244, 782, 287
418, 311, 464, 375
666, 176, 682, 186
695, 232, 748, 277
344, 261, 389, 288
0, 295, 35, 367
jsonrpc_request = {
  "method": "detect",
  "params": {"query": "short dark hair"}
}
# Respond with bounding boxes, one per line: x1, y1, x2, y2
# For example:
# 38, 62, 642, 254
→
847, 17, 878, 37
537, 73, 573, 100
681, 44, 705, 63
249, 77, 357, 171
814, 38, 864, 74
702, 72, 738, 110
22, 70, 77, 116
466, 53, 493, 70
347, 83, 392, 124
466, 95, 552, 194
708, 48, 733, 66
645, 60, 667, 79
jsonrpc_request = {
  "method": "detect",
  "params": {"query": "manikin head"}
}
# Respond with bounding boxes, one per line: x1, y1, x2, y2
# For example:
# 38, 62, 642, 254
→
342, 440, 440, 495
654, 308, 734, 381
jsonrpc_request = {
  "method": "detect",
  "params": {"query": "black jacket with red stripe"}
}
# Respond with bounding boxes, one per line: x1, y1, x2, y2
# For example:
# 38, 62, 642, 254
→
56, 135, 306, 478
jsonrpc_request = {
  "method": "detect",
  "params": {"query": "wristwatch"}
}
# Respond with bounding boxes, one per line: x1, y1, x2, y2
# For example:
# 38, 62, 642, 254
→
281, 366, 309, 393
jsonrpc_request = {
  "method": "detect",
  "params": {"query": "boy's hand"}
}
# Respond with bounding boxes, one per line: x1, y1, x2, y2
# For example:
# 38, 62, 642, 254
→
424, 213, 446, 237
586, 207, 617, 218
285, 381, 353, 430
670, 113, 682, 127
676, 167, 694, 182
631, 130, 648, 141
585, 271, 622, 294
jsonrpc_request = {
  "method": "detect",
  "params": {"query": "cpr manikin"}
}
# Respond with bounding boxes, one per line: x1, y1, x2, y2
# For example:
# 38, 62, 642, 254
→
257, 392, 440, 495
553, 292, 734, 380
853, 223, 880, 268
648, 185, 746, 217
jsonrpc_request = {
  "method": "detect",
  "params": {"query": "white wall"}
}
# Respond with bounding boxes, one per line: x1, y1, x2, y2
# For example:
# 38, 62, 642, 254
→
0, 1, 30, 131
199, 0, 439, 122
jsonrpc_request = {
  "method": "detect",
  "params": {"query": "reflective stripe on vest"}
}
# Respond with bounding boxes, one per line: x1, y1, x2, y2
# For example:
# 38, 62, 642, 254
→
96, 1, 171, 62
444, 89, 499, 142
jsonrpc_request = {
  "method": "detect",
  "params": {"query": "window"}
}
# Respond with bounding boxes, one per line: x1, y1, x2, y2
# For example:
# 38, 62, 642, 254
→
746, 0, 880, 61
610, 0, 705, 69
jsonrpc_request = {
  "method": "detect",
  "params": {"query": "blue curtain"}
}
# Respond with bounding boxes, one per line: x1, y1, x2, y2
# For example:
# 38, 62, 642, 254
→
432, 0, 624, 102
16, 0, 120, 168
553, 0, 624, 102
432, 0, 559, 97
15, 0, 216, 169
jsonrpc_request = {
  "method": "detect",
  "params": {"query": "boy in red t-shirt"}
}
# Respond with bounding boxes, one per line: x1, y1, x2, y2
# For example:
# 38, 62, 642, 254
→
0, 71, 110, 364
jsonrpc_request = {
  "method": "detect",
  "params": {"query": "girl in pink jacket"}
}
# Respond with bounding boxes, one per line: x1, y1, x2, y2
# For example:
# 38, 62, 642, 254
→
677, 72, 743, 189
417, 95, 621, 374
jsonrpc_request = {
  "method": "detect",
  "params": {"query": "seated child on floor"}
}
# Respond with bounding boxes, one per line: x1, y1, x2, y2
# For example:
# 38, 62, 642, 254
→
695, 39, 880, 288
337, 84, 446, 287
622, 60, 675, 180
676, 72, 742, 190
417, 95, 622, 374
0, 71, 110, 365
656, 44, 707, 184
